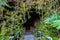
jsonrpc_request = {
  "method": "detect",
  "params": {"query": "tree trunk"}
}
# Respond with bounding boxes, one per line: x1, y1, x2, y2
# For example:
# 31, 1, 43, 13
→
0, 10, 3, 19
0, 10, 3, 33
58, 29, 60, 38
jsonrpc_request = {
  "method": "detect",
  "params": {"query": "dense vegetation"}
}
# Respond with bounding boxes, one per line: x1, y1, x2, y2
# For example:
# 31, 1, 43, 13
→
0, 0, 60, 40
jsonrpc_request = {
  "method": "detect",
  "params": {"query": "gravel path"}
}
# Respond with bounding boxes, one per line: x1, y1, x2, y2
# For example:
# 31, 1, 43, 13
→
24, 32, 34, 40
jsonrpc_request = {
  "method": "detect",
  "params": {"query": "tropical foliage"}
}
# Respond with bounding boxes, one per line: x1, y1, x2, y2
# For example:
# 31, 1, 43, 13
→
0, 0, 60, 40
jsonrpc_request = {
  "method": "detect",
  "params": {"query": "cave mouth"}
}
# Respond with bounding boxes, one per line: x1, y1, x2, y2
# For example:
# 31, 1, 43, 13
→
23, 8, 40, 32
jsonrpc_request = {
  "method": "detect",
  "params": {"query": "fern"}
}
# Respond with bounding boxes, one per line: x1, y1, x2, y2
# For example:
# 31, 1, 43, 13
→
51, 20, 60, 29
0, 0, 11, 10
44, 13, 60, 30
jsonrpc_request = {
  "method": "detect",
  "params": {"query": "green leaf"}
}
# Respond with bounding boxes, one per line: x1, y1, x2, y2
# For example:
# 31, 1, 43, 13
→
52, 37, 58, 40
0, 0, 11, 8
44, 13, 60, 24
37, 6, 42, 10
57, 25, 60, 30
51, 20, 60, 29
